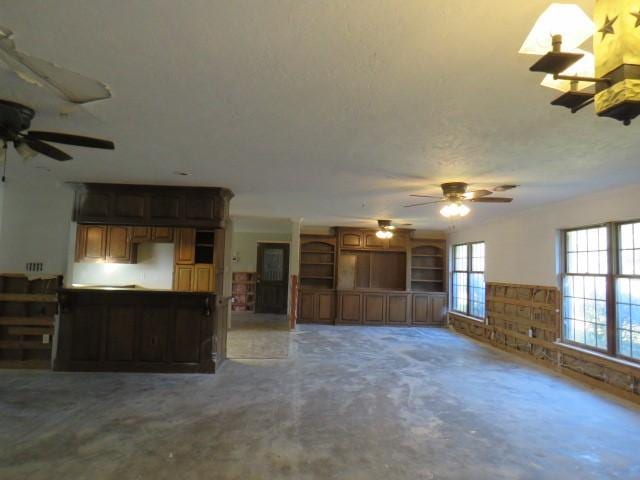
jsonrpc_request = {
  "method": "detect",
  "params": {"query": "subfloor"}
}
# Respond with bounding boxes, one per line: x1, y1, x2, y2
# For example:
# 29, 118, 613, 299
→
227, 312, 290, 359
1, 324, 640, 480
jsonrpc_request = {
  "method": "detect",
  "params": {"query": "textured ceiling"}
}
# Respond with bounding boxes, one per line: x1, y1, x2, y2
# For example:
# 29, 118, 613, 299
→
2, 0, 638, 230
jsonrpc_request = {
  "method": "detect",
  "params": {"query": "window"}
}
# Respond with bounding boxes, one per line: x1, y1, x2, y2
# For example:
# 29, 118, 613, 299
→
563, 226, 608, 350
452, 242, 485, 319
562, 221, 640, 362
617, 222, 640, 360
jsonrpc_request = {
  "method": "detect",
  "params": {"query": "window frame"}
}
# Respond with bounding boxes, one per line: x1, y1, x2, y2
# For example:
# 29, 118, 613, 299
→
561, 220, 640, 364
451, 241, 486, 321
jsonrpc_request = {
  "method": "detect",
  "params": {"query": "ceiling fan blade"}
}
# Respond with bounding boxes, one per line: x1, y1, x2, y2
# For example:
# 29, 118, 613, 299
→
404, 200, 445, 208
409, 194, 442, 199
471, 197, 513, 203
493, 185, 519, 192
463, 189, 493, 200
21, 137, 72, 161
26, 131, 114, 150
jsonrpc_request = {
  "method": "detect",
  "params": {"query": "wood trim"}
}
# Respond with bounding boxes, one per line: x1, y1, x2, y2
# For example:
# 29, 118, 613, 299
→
0, 293, 57, 303
0, 317, 55, 326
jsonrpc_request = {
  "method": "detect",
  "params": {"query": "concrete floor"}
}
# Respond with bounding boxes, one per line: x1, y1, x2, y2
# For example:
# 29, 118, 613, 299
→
1, 325, 640, 480
227, 313, 290, 359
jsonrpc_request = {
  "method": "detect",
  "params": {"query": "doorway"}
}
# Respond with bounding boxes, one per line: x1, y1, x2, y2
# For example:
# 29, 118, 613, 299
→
255, 242, 290, 314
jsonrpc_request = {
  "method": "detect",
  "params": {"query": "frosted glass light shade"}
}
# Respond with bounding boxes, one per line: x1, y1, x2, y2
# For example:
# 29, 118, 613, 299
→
519, 4, 594, 55
440, 203, 471, 218
541, 49, 595, 91
376, 230, 393, 239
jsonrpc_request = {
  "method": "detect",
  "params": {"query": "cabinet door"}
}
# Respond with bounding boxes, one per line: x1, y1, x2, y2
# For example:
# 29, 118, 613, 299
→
75, 225, 107, 262
387, 294, 410, 325
106, 226, 133, 263
412, 294, 431, 325
363, 232, 388, 249
194, 264, 215, 292
299, 290, 316, 323
131, 226, 151, 243
337, 292, 362, 324
174, 228, 196, 264
389, 232, 408, 250
152, 227, 174, 243
174, 265, 194, 291
316, 292, 335, 324
363, 293, 385, 324
340, 231, 362, 249
429, 294, 447, 325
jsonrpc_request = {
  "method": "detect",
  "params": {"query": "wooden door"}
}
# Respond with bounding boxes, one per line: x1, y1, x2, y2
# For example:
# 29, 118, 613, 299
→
340, 231, 363, 249
194, 264, 215, 292
131, 226, 151, 243
316, 292, 335, 324
363, 232, 388, 249
387, 294, 410, 325
106, 226, 133, 263
412, 294, 431, 325
337, 292, 362, 324
256, 243, 290, 314
174, 265, 194, 291
75, 225, 107, 262
299, 290, 315, 323
429, 294, 447, 325
174, 228, 196, 264
363, 293, 385, 325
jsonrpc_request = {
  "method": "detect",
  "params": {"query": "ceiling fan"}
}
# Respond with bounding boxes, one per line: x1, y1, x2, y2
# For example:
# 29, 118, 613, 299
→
376, 219, 412, 239
0, 99, 114, 173
0, 25, 111, 104
404, 182, 517, 218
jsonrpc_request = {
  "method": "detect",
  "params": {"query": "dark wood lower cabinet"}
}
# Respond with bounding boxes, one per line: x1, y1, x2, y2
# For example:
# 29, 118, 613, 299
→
335, 291, 447, 326
412, 293, 447, 326
55, 289, 218, 373
299, 289, 336, 324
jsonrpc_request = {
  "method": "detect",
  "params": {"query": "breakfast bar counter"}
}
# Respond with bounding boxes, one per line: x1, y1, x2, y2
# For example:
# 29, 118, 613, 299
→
55, 288, 220, 373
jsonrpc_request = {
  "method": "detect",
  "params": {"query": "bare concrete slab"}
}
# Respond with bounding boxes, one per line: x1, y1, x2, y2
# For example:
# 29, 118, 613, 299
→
1, 325, 639, 480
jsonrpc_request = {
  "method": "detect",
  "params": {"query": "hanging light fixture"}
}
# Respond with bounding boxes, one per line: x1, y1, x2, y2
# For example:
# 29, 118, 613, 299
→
440, 202, 470, 219
376, 220, 395, 239
520, 1, 640, 125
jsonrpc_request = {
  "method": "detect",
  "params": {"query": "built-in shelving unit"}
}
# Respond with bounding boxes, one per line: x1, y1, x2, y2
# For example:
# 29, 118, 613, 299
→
232, 272, 257, 311
300, 241, 336, 289
411, 244, 445, 292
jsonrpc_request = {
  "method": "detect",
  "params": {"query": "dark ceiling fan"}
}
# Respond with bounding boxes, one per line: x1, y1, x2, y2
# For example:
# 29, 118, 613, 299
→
404, 182, 517, 209
0, 99, 114, 163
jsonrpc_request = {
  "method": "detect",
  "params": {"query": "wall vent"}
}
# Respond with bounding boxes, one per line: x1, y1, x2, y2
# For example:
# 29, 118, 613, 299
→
26, 262, 44, 273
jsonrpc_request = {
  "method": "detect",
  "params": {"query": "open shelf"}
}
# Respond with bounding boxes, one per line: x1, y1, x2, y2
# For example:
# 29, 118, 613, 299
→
300, 239, 336, 289
411, 244, 445, 292
232, 272, 257, 312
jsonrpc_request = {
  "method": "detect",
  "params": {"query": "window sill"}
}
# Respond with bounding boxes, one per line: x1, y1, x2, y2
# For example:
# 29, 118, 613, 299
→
448, 311, 487, 324
554, 341, 640, 374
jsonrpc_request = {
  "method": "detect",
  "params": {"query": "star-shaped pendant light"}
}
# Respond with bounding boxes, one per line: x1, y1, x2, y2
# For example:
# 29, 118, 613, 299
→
599, 14, 618, 39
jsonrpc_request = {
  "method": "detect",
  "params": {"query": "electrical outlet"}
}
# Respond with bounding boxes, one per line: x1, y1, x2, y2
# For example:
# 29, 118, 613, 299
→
42, 334, 50, 344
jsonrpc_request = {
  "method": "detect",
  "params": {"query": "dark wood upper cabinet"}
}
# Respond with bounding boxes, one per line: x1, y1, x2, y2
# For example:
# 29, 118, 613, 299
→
363, 232, 387, 249
340, 231, 362, 248
151, 227, 174, 243
338, 228, 408, 251
72, 183, 233, 228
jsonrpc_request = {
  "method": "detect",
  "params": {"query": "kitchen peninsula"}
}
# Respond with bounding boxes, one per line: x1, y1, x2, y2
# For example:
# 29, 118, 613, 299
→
54, 183, 233, 373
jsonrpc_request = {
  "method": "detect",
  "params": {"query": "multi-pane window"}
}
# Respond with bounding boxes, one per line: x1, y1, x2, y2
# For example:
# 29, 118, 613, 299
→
452, 242, 485, 319
562, 222, 640, 362
617, 222, 640, 359
563, 226, 608, 350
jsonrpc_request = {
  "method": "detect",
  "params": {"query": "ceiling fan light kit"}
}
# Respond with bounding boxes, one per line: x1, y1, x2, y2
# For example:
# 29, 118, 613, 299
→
404, 182, 515, 219
376, 219, 395, 239
521, 1, 640, 125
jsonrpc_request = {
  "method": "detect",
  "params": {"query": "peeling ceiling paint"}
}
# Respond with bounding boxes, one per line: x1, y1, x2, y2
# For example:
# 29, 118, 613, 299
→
3, 0, 637, 230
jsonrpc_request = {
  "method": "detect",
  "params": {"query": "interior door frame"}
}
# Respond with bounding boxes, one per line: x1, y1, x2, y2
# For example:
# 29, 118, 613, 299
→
255, 242, 290, 314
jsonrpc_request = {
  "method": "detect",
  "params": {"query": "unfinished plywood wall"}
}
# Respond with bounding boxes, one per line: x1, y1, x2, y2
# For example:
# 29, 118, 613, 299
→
450, 282, 640, 405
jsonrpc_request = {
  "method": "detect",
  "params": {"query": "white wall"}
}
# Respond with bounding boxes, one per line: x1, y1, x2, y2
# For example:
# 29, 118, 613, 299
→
71, 242, 175, 289
449, 183, 640, 287
231, 231, 292, 272
0, 174, 73, 276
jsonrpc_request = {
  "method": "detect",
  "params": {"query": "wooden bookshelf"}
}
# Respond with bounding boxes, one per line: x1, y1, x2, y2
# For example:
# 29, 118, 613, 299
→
300, 240, 336, 290
411, 243, 446, 293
